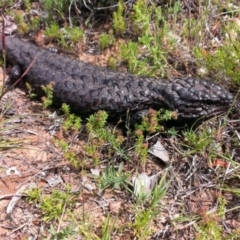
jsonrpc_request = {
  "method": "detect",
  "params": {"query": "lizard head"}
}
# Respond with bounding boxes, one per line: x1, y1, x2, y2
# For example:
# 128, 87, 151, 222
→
164, 78, 234, 119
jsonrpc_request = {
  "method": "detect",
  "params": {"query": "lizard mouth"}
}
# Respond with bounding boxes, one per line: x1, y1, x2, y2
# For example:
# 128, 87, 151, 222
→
177, 102, 232, 119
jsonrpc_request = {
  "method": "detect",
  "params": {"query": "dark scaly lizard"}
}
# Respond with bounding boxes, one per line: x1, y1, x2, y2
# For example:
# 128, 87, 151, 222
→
0, 36, 234, 119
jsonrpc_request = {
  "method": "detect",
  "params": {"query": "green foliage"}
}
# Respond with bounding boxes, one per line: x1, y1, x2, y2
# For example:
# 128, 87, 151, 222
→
131, 172, 170, 238
97, 162, 131, 193
12, 5, 40, 33
0, 0, 14, 7
65, 27, 84, 43
194, 41, 240, 85
99, 32, 116, 50
45, 23, 61, 40
120, 1, 169, 77
0, 119, 23, 151
168, 0, 182, 23
25, 82, 37, 98
30, 17, 42, 32
101, 213, 117, 240
61, 103, 82, 131
133, 131, 148, 165
87, 110, 108, 131
138, 32, 168, 76
132, 0, 154, 35
133, 109, 175, 164
26, 187, 42, 204
182, 128, 216, 155
64, 151, 80, 169
135, 109, 174, 133
107, 56, 118, 70
132, 208, 155, 237
222, 186, 240, 197
40, 186, 77, 222
41, 0, 70, 22
120, 41, 141, 74
193, 198, 234, 240
63, 113, 82, 131
53, 137, 83, 169
13, 14, 30, 34
182, 17, 205, 40
85, 111, 125, 163
46, 26, 84, 46
45, 225, 74, 240
113, 0, 126, 34
41, 84, 54, 108
54, 139, 69, 152
194, 214, 223, 240
26, 186, 78, 223
23, 0, 31, 11
150, 173, 170, 208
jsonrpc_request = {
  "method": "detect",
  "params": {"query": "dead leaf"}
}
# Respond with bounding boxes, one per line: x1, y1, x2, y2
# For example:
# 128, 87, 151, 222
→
148, 140, 169, 162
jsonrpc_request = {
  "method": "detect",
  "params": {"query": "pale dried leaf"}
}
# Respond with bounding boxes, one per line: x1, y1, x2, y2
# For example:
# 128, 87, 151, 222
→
133, 172, 151, 199
148, 140, 169, 162
90, 168, 101, 176
6, 183, 37, 214
46, 175, 63, 187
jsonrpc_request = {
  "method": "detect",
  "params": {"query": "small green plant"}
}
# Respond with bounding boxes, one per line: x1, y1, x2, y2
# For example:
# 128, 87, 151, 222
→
133, 109, 174, 164
61, 103, 82, 131
168, 0, 182, 24
23, 0, 31, 11
13, 14, 30, 34
194, 214, 223, 240
54, 138, 69, 152
194, 41, 240, 85
45, 225, 75, 240
134, 109, 174, 133
25, 82, 37, 98
40, 186, 77, 222
26, 187, 42, 204
132, 207, 155, 238
120, 33, 169, 76
99, 32, 115, 50
0, 118, 23, 151
41, 83, 54, 108
30, 16, 42, 32
26, 186, 78, 223
86, 110, 108, 131
193, 192, 240, 239
53, 137, 84, 169
120, 41, 141, 74
107, 56, 118, 70
118, 0, 170, 76
0, 0, 14, 7
131, 172, 170, 238
45, 23, 61, 40
65, 27, 84, 44
182, 127, 216, 156
101, 213, 117, 240
97, 162, 131, 193
41, 0, 70, 23
85, 111, 125, 163
132, 0, 153, 35
113, 0, 126, 34
133, 129, 148, 165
